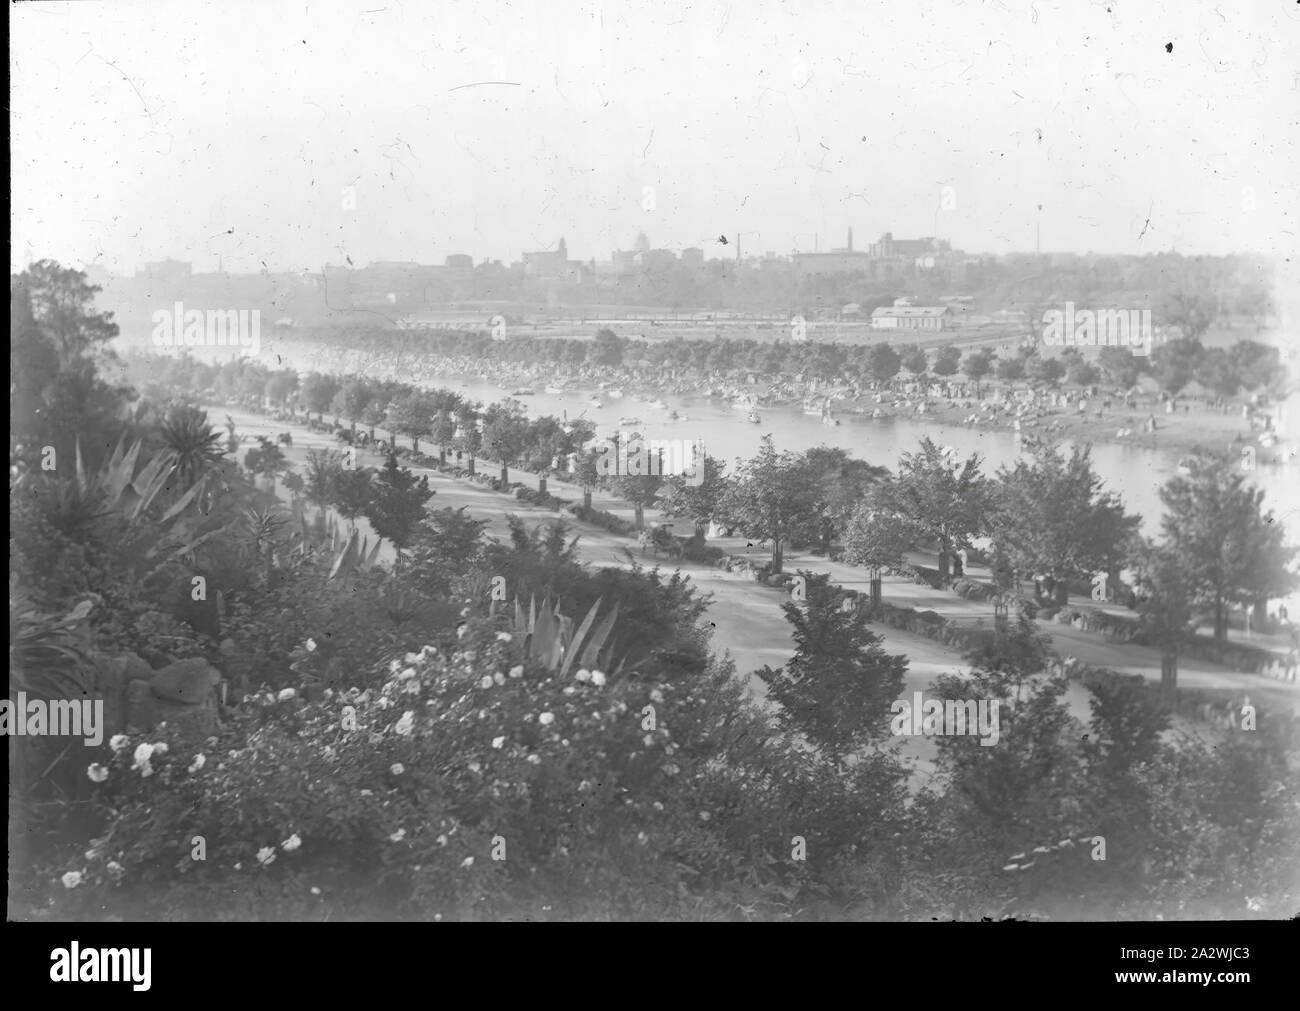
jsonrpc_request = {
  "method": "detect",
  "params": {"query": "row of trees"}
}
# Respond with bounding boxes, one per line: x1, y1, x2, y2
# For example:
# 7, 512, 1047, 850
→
12, 261, 1296, 920
281, 323, 1286, 399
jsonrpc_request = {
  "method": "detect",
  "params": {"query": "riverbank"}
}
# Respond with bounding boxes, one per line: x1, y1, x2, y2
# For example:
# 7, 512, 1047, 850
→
265, 336, 1296, 464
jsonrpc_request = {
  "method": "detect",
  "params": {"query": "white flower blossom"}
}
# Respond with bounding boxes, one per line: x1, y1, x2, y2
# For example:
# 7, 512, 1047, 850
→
87, 763, 109, 783
590, 670, 606, 687
389, 829, 406, 842
491, 736, 505, 749
132, 743, 155, 768
460, 856, 474, 868
106, 861, 124, 878
527, 754, 541, 765
109, 734, 129, 754
492, 671, 505, 686
575, 668, 591, 682
390, 763, 405, 775
282, 833, 302, 852
394, 711, 415, 737
508, 665, 524, 679
187, 754, 206, 774
496, 632, 513, 642
538, 712, 555, 726
398, 667, 416, 681
152, 742, 168, 755
478, 676, 493, 689
256, 847, 276, 866
61, 871, 83, 889
650, 689, 664, 704
277, 688, 296, 701
305, 638, 317, 652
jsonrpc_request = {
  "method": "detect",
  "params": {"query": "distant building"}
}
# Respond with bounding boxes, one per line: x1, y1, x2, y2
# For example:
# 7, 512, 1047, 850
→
522, 238, 570, 277
444, 254, 473, 269
638, 248, 677, 270
869, 233, 949, 259
870, 306, 951, 330
138, 259, 193, 285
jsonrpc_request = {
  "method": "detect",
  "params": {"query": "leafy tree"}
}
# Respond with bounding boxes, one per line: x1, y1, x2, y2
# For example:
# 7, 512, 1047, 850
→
303, 448, 344, 512
1130, 538, 1197, 695
756, 571, 908, 761
1156, 454, 1296, 640
876, 437, 988, 578
300, 373, 341, 422
996, 354, 1026, 381
1150, 337, 1204, 396
591, 328, 624, 367
1227, 340, 1285, 396
1159, 288, 1217, 342
657, 452, 727, 537
841, 500, 917, 572
988, 444, 1139, 604
386, 389, 436, 452
480, 398, 530, 484
331, 379, 373, 433
16, 260, 119, 363
867, 342, 902, 384
1026, 354, 1065, 387
932, 345, 962, 376
962, 349, 994, 395
265, 371, 299, 412
244, 436, 288, 492
1064, 356, 1101, 388
363, 453, 433, 560
331, 466, 376, 530
901, 346, 928, 376
717, 436, 819, 573
1095, 346, 1141, 390
605, 435, 665, 532
803, 446, 889, 552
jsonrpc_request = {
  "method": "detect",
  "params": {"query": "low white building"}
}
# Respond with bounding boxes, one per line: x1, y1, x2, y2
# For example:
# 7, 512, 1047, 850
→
870, 306, 951, 330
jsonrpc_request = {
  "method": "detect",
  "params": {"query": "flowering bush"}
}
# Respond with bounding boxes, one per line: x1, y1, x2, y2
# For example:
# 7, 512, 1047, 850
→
29, 630, 804, 920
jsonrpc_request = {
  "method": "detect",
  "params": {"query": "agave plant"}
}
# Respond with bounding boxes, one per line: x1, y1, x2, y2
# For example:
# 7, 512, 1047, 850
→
9, 581, 98, 701
38, 437, 232, 590
507, 595, 623, 677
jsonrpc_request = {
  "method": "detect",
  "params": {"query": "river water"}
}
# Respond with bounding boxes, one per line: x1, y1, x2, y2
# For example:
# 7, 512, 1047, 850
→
172, 338, 1297, 543
431, 375, 1296, 541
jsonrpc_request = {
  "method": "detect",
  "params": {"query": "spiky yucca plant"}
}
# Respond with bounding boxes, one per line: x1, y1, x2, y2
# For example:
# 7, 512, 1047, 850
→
506, 595, 623, 677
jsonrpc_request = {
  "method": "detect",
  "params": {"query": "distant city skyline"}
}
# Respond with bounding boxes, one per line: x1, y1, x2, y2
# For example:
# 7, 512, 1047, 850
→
13, 0, 1300, 276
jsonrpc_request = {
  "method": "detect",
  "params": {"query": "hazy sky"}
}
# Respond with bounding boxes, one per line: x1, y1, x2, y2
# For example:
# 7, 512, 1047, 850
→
11, 0, 1300, 274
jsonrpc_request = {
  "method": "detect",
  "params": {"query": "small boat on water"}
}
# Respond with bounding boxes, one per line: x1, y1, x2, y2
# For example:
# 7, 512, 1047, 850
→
1176, 457, 1193, 476
747, 410, 761, 424
607, 389, 625, 399
588, 397, 603, 409
618, 417, 642, 427
511, 387, 536, 396
544, 385, 565, 395
648, 400, 668, 410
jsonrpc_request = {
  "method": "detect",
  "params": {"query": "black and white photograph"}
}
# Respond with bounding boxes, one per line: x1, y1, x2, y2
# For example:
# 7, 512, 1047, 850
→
8, 0, 1299, 944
